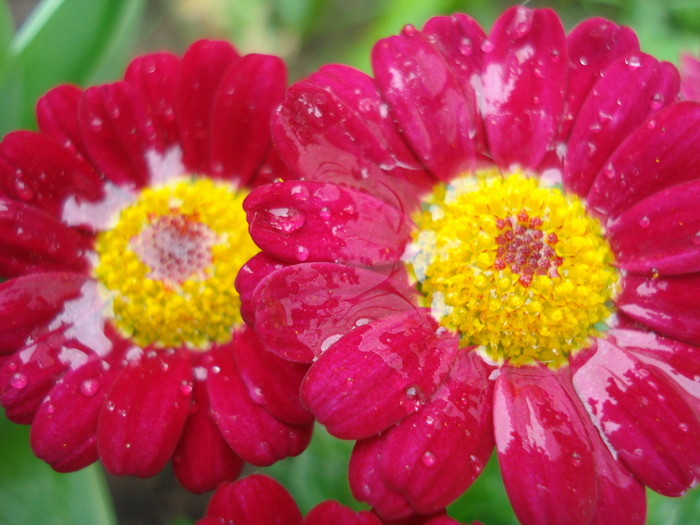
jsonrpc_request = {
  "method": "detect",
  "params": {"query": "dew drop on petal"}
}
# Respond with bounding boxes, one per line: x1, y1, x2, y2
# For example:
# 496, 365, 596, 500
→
625, 55, 641, 68
639, 216, 650, 228
80, 378, 100, 397
295, 245, 310, 261
650, 93, 664, 110
210, 365, 221, 375
266, 207, 306, 233
9, 373, 27, 389
14, 179, 34, 200
579, 56, 589, 66
106, 400, 116, 412
46, 404, 56, 414
422, 451, 436, 467
459, 38, 473, 56
180, 380, 193, 396
319, 207, 331, 220
679, 423, 689, 433
692, 232, 700, 245
402, 24, 418, 37
481, 40, 494, 53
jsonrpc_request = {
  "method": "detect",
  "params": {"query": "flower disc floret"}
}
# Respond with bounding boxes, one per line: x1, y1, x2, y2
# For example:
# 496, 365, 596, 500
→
405, 170, 618, 366
95, 178, 258, 349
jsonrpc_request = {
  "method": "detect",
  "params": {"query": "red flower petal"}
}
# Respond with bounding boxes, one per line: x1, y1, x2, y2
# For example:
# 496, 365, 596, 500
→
205, 474, 302, 525
587, 101, 700, 217
0, 198, 93, 278
379, 350, 495, 514
301, 310, 458, 439
30, 355, 118, 472
371, 26, 478, 181
494, 364, 597, 525
607, 179, 700, 275
172, 378, 244, 494
124, 52, 182, 150
0, 131, 103, 222
0, 273, 88, 354
36, 85, 90, 160
272, 82, 420, 211
97, 350, 193, 477
681, 53, 700, 102
178, 40, 240, 174
480, 7, 567, 170
252, 262, 417, 362
245, 180, 412, 266
617, 272, 700, 345
565, 54, 679, 197
302, 501, 382, 525
561, 18, 640, 141
234, 325, 312, 425
206, 340, 312, 465
349, 436, 415, 519
573, 339, 700, 496
80, 82, 160, 188
210, 54, 286, 184
235, 252, 289, 327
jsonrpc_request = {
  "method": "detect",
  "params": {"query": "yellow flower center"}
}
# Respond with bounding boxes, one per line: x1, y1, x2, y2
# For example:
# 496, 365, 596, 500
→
405, 169, 618, 367
94, 177, 257, 350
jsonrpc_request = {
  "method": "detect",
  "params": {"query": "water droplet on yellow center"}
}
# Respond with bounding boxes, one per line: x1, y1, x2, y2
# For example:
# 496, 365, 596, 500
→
94, 178, 258, 350
404, 169, 618, 367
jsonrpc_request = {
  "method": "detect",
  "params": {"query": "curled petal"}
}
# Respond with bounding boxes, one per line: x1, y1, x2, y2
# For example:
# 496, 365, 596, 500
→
36, 85, 89, 159
252, 262, 417, 362
617, 272, 700, 345
234, 326, 312, 425
372, 26, 478, 180
235, 252, 289, 327
349, 436, 415, 519
587, 101, 700, 217
494, 364, 597, 525
565, 54, 679, 197
607, 179, 700, 275
301, 309, 458, 439
207, 340, 312, 465
210, 54, 286, 184
205, 474, 302, 525
480, 7, 568, 170
97, 350, 193, 477
0, 197, 93, 278
245, 180, 413, 266
172, 378, 244, 494
573, 339, 700, 496
178, 40, 240, 174
380, 350, 495, 514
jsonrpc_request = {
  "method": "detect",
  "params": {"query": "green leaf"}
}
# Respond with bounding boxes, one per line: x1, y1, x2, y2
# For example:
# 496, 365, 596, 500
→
0, 0, 12, 50
0, 411, 117, 525
2, 0, 145, 131
647, 485, 700, 525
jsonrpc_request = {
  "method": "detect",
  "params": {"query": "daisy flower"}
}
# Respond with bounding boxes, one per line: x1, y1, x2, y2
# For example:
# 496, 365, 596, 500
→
0, 39, 313, 493
241, 7, 700, 523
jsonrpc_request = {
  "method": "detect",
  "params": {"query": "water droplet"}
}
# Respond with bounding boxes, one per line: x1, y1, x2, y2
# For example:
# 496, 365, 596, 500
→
402, 24, 418, 37
650, 93, 664, 110
579, 56, 589, 66
210, 365, 221, 375
111, 107, 121, 118
422, 451, 436, 467
550, 49, 561, 62
425, 415, 435, 425
9, 373, 27, 389
266, 207, 306, 233
625, 55, 641, 68
639, 216, 650, 228
106, 401, 116, 412
692, 232, 700, 245
481, 40, 494, 53
80, 378, 100, 397
180, 381, 193, 396
295, 245, 310, 261
507, 7, 534, 40
90, 116, 103, 130
319, 207, 331, 220
7, 362, 17, 371
14, 179, 34, 200
290, 185, 309, 202
679, 423, 689, 433
46, 404, 56, 414
458, 38, 473, 56
646, 119, 657, 130
118, 409, 127, 417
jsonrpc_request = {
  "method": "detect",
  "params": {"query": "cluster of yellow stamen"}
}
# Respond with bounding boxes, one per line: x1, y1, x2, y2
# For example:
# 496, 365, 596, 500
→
94, 177, 257, 350
405, 169, 618, 367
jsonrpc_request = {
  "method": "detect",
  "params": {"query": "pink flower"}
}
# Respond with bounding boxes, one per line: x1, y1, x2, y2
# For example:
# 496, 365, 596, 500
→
0, 40, 313, 493
681, 50, 700, 101
196, 474, 477, 525
241, 7, 700, 524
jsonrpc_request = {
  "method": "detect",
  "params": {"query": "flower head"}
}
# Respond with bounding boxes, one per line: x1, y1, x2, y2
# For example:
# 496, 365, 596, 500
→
242, 7, 700, 524
0, 40, 313, 493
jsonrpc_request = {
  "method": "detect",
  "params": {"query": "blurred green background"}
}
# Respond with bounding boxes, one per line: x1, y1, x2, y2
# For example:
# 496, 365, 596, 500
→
1, 0, 700, 523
